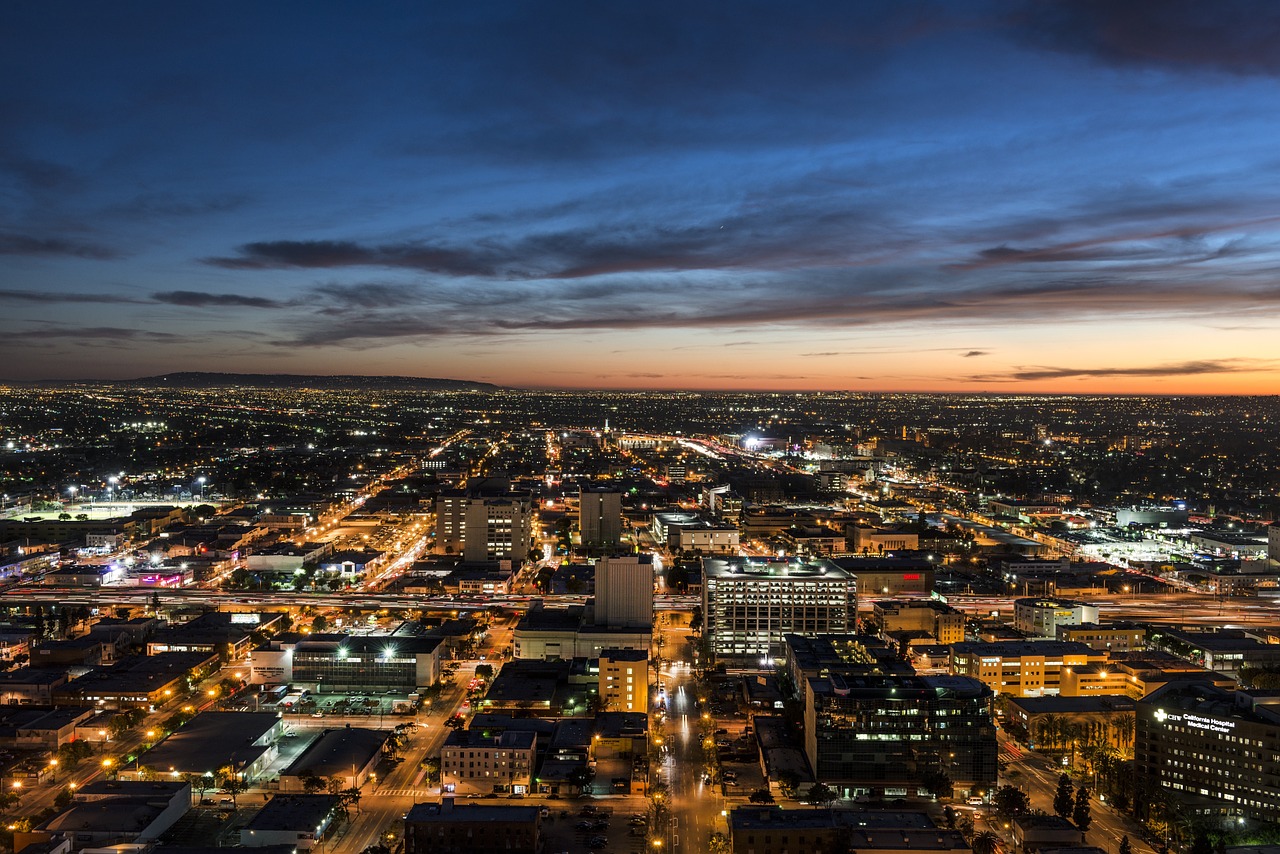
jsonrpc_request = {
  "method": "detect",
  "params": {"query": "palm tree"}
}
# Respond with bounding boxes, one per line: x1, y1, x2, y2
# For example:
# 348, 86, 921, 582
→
972, 830, 1002, 854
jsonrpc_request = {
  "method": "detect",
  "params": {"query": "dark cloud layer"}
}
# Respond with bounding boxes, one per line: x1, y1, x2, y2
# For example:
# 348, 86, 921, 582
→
975, 360, 1266, 382
0, 233, 119, 259
151, 290, 286, 309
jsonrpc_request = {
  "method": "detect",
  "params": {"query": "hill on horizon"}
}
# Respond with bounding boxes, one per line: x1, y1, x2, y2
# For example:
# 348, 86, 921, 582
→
116, 372, 501, 391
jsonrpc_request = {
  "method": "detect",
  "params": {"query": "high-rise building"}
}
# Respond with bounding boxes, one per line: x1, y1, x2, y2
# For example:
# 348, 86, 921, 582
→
463, 494, 533, 562
594, 555, 653, 630
702, 557, 857, 662
598, 648, 649, 713
578, 488, 622, 548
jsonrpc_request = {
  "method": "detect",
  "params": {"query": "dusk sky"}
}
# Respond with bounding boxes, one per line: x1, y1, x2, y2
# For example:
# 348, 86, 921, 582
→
3, 2, 1279, 393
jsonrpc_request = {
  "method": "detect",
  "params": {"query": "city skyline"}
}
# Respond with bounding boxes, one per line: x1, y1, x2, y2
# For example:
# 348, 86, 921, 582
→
3, 2, 1280, 393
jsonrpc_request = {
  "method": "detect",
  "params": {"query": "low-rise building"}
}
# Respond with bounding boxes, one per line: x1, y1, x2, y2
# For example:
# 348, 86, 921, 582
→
53, 652, 218, 709
404, 799, 541, 854
119, 711, 282, 782
1012, 815, 1082, 853
440, 729, 537, 795
1014, 598, 1099, 639
1003, 695, 1136, 754
872, 600, 966, 645
1056, 622, 1145, 653
249, 633, 442, 692
598, 648, 648, 713
241, 794, 340, 850
950, 641, 1106, 698
278, 727, 389, 792
728, 807, 969, 854
27, 780, 190, 853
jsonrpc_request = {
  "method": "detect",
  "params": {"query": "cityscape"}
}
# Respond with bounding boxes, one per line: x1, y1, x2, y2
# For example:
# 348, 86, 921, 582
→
4, 5, 1280, 854
0, 382, 1275, 854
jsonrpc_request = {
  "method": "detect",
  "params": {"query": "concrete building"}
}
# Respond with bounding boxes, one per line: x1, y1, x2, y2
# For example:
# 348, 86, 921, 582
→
512, 604, 651, 661
29, 780, 190, 853
803, 674, 997, 799
1003, 695, 1136, 754
830, 556, 934, 596
848, 526, 920, 554
278, 727, 389, 792
1148, 628, 1280, 679
598, 648, 648, 713
703, 557, 857, 661
594, 554, 653, 630
440, 729, 537, 795
119, 711, 282, 782
249, 633, 442, 692
1056, 622, 1145, 653
652, 511, 740, 554
579, 488, 622, 548
464, 494, 534, 562
404, 799, 541, 854
950, 641, 1106, 698
241, 794, 340, 850
1014, 598, 1100, 639
872, 600, 966, 645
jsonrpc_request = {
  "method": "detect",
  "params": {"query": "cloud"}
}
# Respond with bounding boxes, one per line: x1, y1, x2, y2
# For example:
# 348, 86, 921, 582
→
204, 240, 497, 277
1008, 0, 1280, 77
309, 283, 427, 310
151, 290, 287, 309
973, 359, 1268, 382
2, 326, 184, 343
960, 351, 987, 358
0, 233, 120, 260
0, 288, 140, 304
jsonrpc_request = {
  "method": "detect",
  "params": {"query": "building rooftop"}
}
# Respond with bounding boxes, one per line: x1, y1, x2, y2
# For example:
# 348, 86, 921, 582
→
703, 556, 853, 581
244, 794, 340, 832
282, 727, 389, 779
405, 799, 540, 823
1005, 695, 1136, 715
950, 641, 1100, 657
137, 711, 280, 774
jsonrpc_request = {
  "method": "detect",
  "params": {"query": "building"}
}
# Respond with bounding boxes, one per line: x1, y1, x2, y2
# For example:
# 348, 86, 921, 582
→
1137, 682, 1280, 823
1012, 815, 1083, 854
594, 554, 653, 630
404, 799, 541, 854
703, 557, 858, 662
27, 780, 190, 853
1014, 598, 1100, 639
830, 556, 934, 596
872, 600, 966, 645
598, 648, 649, 713
803, 673, 997, 798
278, 728, 389, 792
512, 604, 651, 661
783, 634, 909, 689
464, 494, 534, 562
579, 488, 623, 548
949, 641, 1106, 698
119, 711, 282, 782
440, 729, 537, 795
1116, 506, 1189, 528
1148, 628, 1280, 679
1003, 695, 1136, 754
53, 652, 218, 709
848, 526, 920, 555
1270, 523, 1280, 565
241, 794, 340, 850
728, 806, 970, 854
249, 633, 442, 692
1056, 623, 1145, 653
652, 511, 740, 554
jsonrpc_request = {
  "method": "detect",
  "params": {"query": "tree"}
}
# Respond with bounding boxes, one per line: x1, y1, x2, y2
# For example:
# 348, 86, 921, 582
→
1054, 773, 1075, 819
971, 831, 1002, 854
311, 614, 329, 632
749, 789, 774, 804
444, 714, 466, 730
806, 782, 837, 808
474, 663, 494, 681
218, 765, 248, 808
690, 604, 704, 633
300, 771, 326, 794
1119, 836, 1133, 854
1073, 786, 1092, 834
923, 769, 953, 800
992, 784, 1031, 818
340, 786, 362, 816
777, 770, 799, 799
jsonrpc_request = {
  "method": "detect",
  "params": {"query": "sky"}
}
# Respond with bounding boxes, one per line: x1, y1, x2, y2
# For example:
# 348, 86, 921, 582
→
2, 1, 1280, 393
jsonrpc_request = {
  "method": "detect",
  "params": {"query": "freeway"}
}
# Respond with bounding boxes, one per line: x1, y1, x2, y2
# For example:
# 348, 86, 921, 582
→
0, 585, 701, 613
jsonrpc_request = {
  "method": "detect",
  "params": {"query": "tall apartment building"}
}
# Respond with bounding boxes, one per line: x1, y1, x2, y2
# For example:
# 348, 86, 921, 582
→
594, 554, 653, 630
598, 648, 649, 713
434, 486, 534, 562
702, 557, 857, 662
464, 494, 534, 562
803, 673, 997, 799
578, 488, 623, 548
1013, 598, 1099, 639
